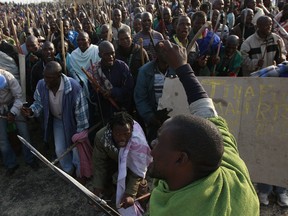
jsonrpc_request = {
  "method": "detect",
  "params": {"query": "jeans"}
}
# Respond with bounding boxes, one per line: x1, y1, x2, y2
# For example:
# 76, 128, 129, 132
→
53, 118, 80, 175
0, 114, 34, 169
258, 183, 287, 195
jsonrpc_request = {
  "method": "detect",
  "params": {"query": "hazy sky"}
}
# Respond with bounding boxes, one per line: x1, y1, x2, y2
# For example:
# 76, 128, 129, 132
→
0, 0, 53, 4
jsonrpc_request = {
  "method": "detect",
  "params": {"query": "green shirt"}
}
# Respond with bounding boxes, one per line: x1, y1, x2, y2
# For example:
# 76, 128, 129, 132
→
150, 116, 259, 216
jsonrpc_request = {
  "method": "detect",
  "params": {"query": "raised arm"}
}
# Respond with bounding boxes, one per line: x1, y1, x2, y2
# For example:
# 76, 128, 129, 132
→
158, 41, 217, 118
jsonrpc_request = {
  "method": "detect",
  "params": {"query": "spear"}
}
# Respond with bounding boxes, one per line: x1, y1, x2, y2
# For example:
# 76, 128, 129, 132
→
17, 135, 121, 216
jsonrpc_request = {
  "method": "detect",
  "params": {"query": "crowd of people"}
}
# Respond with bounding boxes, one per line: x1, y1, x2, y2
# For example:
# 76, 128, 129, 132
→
0, 0, 288, 214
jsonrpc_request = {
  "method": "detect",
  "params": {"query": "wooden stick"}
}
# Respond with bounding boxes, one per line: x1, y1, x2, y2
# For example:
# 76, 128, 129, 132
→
212, 13, 227, 76
277, 39, 282, 63
27, 8, 30, 28
17, 135, 120, 216
81, 67, 120, 110
186, 21, 211, 54
4, 12, 8, 29
135, 193, 151, 201
51, 123, 100, 165
11, 20, 23, 54
60, 20, 67, 75
242, 7, 248, 40
139, 38, 144, 66
260, 4, 288, 37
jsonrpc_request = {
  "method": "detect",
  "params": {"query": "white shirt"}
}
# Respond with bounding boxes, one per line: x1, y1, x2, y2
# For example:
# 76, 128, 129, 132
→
49, 77, 64, 119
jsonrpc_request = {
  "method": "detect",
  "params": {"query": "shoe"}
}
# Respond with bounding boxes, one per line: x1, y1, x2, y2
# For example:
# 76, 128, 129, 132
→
6, 165, 19, 177
27, 160, 39, 171
258, 192, 269, 206
277, 193, 288, 207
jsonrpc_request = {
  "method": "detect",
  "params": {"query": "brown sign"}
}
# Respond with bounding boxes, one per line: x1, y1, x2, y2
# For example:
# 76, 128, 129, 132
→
159, 77, 288, 188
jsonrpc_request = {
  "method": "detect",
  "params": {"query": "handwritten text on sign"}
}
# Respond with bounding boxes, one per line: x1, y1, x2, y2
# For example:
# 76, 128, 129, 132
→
159, 77, 288, 188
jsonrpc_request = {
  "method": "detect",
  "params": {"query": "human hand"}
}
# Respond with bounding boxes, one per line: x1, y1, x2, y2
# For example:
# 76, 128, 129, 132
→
21, 107, 33, 117
29, 54, 38, 63
119, 194, 134, 209
155, 108, 171, 123
157, 40, 187, 70
211, 55, 220, 65
93, 188, 103, 197
7, 112, 15, 122
149, 115, 162, 127
197, 55, 209, 68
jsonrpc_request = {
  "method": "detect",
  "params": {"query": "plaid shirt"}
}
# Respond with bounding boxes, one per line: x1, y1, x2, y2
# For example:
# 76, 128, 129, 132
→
31, 74, 89, 143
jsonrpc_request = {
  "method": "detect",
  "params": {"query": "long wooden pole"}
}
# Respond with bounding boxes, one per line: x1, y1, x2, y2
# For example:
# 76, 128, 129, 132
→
186, 21, 211, 54
17, 135, 121, 216
60, 20, 67, 75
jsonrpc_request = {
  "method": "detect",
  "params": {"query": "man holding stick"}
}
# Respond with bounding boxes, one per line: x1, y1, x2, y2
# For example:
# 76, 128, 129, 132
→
116, 28, 149, 80
90, 41, 134, 124
240, 15, 286, 76
21, 61, 91, 179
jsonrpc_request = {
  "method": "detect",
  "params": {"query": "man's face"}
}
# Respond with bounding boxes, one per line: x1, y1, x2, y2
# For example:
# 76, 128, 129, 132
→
148, 119, 180, 180
243, 10, 254, 24
83, 20, 91, 32
113, 10, 122, 24
122, 9, 127, 20
43, 69, 61, 91
213, 0, 224, 11
118, 32, 132, 49
133, 19, 142, 33
146, 4, 154, 13
247, 0, 256, 11
42, 43, 55, 63
177, 17, 191, 39
74, 22, 83, 33
225, 43, 237, 57
112, 123, 132, 148
257, 18, 272, 37
77, 34, 90, 52
57, 42, 68, 55
63, 21, 70, 35
100, 45, 115, 66
191, 0, 200, 8
163, 9, 171, 23
212, 11, 220, 26
192, 17, 206, 32
142, 14, 152, 32
26, 40, 39, 53
100, 27, 109, 40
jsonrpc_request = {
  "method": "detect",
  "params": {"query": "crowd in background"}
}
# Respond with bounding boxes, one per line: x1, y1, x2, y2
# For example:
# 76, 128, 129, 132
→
1, 0, 288, 213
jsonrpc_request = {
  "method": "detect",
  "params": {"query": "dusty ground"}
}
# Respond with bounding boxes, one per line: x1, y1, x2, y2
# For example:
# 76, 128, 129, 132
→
1, 121, 288, 216
1, 155, 288, 216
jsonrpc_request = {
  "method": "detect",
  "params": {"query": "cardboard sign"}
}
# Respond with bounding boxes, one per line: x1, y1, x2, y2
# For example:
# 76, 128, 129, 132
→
159, 77, 288, 188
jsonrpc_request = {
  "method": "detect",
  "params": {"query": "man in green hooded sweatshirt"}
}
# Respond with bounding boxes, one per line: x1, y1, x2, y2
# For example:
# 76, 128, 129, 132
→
148, 40, 259, 216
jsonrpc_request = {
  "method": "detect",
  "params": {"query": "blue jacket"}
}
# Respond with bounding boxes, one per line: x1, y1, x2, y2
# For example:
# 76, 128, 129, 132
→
134, 60, 176, 124
31, 74, 89, 145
